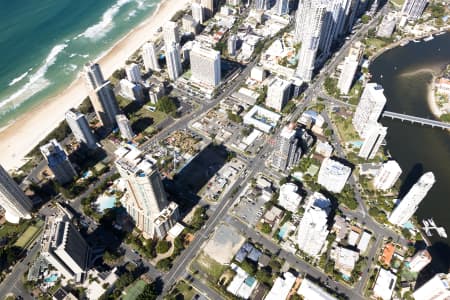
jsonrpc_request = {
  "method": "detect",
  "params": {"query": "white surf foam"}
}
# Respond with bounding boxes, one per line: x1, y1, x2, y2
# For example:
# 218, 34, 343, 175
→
8, 70, 30, 87
0, 43, 67, 110
81, 0, 134, 40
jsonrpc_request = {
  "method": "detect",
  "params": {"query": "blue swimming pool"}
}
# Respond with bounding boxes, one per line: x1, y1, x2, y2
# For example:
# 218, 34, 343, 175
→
96, 195, 116, 212
278, 224, 288, 239
44, 274, 58, 283
349, 141, 364, 148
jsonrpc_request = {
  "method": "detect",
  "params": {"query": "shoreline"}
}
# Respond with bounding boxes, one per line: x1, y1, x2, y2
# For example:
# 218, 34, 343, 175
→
369, 30, 450, 123
0, 0, 189, 171
427, 77, 443, 118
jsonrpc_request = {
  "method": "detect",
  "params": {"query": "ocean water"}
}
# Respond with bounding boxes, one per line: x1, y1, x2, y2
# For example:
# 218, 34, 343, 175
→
0, 0, 161, 127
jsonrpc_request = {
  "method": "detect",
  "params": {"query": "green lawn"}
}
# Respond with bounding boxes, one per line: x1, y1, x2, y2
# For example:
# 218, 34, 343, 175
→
389, 0, 405, 7
0, 220, 31, 240
116, 95, 168, 134
193, 252, 227, 284
123, 280, 146, 300
332, 114, 359, 142
364, 38, 389, 50
14, 226, 39, 248
165, 280, 197, 300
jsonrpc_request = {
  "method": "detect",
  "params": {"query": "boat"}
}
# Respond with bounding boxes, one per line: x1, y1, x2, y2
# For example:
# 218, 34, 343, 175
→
380, 74, 383, 78
400, 41, 410, 46
422, 218, 448, 238
412, 39, 420, 43
423, 35, 434, 42
436, 31, 445, 36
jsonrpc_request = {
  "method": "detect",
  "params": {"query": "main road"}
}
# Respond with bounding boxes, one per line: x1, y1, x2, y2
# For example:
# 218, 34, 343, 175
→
158, 5, 393, 298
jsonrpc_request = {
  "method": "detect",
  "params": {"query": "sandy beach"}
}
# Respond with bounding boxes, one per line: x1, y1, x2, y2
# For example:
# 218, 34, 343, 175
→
427, 76, 444, 118
0, 0, 189, 171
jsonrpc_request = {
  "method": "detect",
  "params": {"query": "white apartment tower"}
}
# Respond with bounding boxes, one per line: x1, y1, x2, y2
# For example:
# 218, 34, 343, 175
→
266, 77, 291, 112
0, 164, 33, 224
116, 114, 135, 140
401, 0, 427, 20
358, 123, 387, 160
317, 157, 351, 193
413, 273, 450, 300
228, 35, 237, 56
272, 124, 303, 172
40, 139, 77, 185
116, 155, 171, 239
41, 212, 90, 282
297, 193, 331, 257
190, 44, 221, 87
65, 109, 97, 149
83, 63, 104, 90
276, 0, 289, 15
201, 0, 215, 19
319, 0, 352, 57
408, 249, 431, 273
337, 41, 364, 94
389, 172, 435, 226
163, 21, 180, 45
142, 42, 160, 71
352, 83, 386, 138
125, 63, 142, 83
83, 63, 119, 129
373, 160, 402, 191
192, 2, 205, 24
295, 0, 327, 82
255, 0, 270, 10
165, 42, 183, 81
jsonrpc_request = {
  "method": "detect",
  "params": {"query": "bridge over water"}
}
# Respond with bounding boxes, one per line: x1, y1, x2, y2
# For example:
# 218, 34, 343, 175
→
382, 111, 450, 130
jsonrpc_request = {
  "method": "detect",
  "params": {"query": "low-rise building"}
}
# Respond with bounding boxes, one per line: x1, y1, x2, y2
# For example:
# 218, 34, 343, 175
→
357, 231, 372, 253
413, 273, 450, 300
251, 66, 266, 81
227, 263, 258, 299
315, 141, 333, 157
377, 12, 397, 38
407, 249, 431, 273
265, 272, 297, 300
380, 243, 395, 266
278, 183, 303, 212
330, 246, 359, 277
317, 158, 351, 193
243, 105, 281, 133
297, 278, 338, 300
373, 268, 397, 300
263, 206, 284, 226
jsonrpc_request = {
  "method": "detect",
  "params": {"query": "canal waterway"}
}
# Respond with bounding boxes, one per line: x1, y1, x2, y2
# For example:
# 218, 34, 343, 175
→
370, 32, 450, 267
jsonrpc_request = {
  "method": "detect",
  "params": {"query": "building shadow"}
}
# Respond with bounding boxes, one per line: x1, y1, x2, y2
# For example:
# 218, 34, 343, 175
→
398, 163, 424, 198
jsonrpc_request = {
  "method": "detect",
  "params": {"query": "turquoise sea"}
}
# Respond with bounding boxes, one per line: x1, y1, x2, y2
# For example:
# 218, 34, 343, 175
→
0, 0, 161, 127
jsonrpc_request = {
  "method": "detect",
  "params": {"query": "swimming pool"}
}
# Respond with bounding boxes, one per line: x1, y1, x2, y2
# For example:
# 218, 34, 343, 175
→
278, 224, 288, 239
349, 141, 364, 148
44, 274, 58, 283
96, 195, 116, 212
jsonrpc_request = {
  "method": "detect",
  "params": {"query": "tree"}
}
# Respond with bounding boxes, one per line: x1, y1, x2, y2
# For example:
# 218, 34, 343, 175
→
136, 282, 159, 300
361, 15, 371, 24
115, 272, 135, 290
112, 68, 126, 80
103, 250, 123, 266
325, 260, 335, 274
261, 223, 272, 234
255, 268, 272, 285
156, 258, 172, 271
240, 259, 257, 275
156, 240, 172, 254
156, 96, 177, 114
